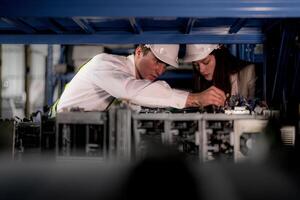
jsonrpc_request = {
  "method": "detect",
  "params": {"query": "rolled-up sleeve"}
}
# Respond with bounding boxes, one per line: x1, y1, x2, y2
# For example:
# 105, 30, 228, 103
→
89, 56, 188, 109
130, 81, 189, 109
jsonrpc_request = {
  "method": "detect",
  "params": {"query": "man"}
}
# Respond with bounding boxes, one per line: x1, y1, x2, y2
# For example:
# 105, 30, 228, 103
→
57, 44, 225, 112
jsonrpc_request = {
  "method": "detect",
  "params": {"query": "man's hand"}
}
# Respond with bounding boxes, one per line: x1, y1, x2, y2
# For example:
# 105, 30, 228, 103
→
185, 86, 226, 107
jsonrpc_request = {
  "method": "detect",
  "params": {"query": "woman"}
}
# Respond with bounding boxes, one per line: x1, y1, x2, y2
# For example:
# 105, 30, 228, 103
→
184, 44, 256, 99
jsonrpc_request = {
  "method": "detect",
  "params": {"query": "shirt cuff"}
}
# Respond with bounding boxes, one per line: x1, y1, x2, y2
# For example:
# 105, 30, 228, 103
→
171, 89, 189, 109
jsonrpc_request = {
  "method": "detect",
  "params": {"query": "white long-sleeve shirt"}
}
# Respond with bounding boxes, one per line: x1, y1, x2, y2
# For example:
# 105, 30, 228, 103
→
57, 53, 189, 112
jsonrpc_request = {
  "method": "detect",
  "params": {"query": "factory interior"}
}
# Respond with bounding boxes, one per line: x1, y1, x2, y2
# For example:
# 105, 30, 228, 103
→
1, 0, 300, 199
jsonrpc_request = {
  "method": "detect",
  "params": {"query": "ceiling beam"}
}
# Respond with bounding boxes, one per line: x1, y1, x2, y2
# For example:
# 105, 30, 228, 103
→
129, 18, 142, 34
228, 18, 247, 34
1, 17, 36, 33
39, 18, 64, 34
72, 18, 95, 33
0, 33, 264, 44
1, 0, 300, 18
184, 18, 196, 34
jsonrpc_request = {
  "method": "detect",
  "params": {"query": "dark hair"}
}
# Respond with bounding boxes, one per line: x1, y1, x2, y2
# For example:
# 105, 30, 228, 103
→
135, 44, 151, 55
135, 44, 166, 65
193, 46, 252, 94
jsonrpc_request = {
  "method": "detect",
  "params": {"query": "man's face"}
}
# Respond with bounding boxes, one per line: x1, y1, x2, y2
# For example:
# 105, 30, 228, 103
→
135, 47, 167, 81
192, 54, 216, 81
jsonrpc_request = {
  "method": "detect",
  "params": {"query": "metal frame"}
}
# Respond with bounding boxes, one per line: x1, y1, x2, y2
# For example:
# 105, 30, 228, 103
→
201, 114, 268, 162
55, 112, 108, 162
132, 111, 269, 162
45, 45, 54, 106
132, 113, 203, 159
0, 33, 264, 44
233, 119, 268, 162
1, 1, 299, 44
2, 0, 300, 17
116, 108, 132, 160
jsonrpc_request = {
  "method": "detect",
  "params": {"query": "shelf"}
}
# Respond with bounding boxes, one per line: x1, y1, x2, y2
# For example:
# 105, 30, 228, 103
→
0, 0, 299, 44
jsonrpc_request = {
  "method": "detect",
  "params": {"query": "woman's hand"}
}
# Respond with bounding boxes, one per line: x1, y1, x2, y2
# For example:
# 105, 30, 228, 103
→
186, 86, 226, 107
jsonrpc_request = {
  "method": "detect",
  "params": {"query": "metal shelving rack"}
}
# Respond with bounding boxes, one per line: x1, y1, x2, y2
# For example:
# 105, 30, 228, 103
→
0, 0, 299, 113
0, 0, 299, 44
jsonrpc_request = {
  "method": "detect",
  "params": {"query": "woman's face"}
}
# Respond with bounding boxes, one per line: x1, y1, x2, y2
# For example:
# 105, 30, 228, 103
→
192, 54, 216, 81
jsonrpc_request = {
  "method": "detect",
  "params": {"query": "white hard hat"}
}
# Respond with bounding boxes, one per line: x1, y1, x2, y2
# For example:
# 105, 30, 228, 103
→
184, 44, 219, 62
146, 44, 179, 68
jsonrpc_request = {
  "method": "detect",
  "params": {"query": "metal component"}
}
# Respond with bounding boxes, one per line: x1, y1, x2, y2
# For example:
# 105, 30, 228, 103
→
184, 18, 196, 34
72, 17, 95, 34
0, 1, 299, 45
228, 18, 247, 34
41, 116, 56, 153
0, 45, 2, 117
129, 18, 142, 34
38, 18, 64, 34
108, 107, 117, 159
116, 108, 131, 160
234, 119, 268, 162
203, 120, 234, 162
280, 126, 296, 146
45, 45, 54, 106
133, 119, 165, 158
263, 42, 267, 102
0, 33, 264, 44
0, 106, 278, 163
2, 0, 300, 17
24, 45, 31, 117
291, 50, 300, 96
132, 109, 270, 162
14, 121, 41, 159
0, 119, 15, 159
271, 24, 297, 103
56, 112, 107, 124
55, 111, 108, 162
0, 17, 36, 34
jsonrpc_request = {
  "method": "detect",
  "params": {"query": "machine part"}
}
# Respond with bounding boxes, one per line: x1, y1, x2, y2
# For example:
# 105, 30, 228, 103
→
133, 119, 165, 158
116, 108, 132, 160
170, 120, 199, 156
14, 121, 41, 159
132, 111, 269, 162
132, 112, 203, 159
280, 126, 296, 146
0, 119, 15, 159
234, 119, 268, 162
203, 120, 234, 162
41, 116, 56, 153
56, 112, 108, 162
240, 132, 259, 156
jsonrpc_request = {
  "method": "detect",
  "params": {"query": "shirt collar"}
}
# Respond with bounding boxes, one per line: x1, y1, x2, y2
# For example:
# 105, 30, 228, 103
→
127, 54, 136, 77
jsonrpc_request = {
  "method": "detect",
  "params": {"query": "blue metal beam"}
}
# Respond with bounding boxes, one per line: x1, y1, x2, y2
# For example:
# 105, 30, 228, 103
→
72, 18, 95, 34
263, 43, 267, 102
237, 44, 255, 61
0, 33, 264, 44
1, 0, 300, 18
0, 17, 36, 33
184, 18, 196, 34
271, 25, 296, 102
46, 45, 54, 106
129, 18, 142, 34
271, 29, 286, 101
262, 19, 282, 33
39, 18, 64, 34
228, 18, 247, 34
291, 51, 300, 96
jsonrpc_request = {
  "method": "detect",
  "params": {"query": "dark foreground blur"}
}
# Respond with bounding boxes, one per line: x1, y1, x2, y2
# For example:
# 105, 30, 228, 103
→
0, 147, 300, 200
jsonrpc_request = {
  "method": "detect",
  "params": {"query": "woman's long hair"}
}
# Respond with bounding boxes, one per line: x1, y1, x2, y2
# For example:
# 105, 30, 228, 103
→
193, 46, 252, 94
